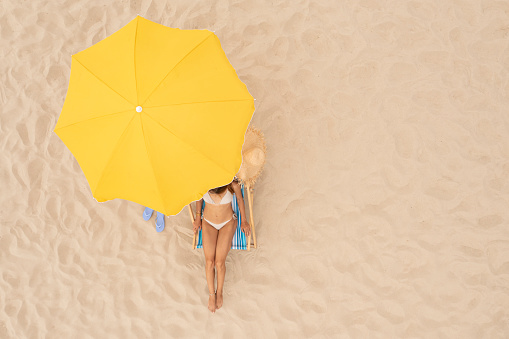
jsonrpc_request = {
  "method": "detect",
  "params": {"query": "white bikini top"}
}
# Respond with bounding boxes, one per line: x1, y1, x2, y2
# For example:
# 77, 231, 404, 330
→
203, 190, 233, 205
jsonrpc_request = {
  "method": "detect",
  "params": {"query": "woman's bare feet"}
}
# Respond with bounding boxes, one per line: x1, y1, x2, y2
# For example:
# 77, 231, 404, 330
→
216, 290, 223, 309
208, 292, 216, 313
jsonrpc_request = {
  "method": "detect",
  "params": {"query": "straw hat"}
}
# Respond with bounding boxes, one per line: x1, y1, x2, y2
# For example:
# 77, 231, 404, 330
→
235, 126, 267, 187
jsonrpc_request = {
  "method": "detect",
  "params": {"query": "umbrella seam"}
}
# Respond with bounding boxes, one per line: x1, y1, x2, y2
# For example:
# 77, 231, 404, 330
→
140, 32, 214, 106
139, 113, 166, 213
54, 109, 133, 132
72, 56, 135, 107
143, 112, 233, 178
91, 112, 137, 196
144, 98, 252, 109
134, 17, 139, 104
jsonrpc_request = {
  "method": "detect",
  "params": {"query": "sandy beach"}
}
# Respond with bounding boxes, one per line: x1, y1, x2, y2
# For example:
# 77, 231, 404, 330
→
1, 0, 509, 337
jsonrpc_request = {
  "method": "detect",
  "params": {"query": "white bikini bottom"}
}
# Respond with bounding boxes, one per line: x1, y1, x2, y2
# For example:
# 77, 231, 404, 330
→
203, 213, 237, 230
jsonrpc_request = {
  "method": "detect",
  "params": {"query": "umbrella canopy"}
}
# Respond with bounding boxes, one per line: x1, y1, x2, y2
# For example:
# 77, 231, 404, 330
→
54, 16, 254, 215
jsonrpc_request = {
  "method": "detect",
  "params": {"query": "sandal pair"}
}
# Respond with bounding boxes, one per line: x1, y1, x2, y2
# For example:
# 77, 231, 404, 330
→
143, 207, 165, 232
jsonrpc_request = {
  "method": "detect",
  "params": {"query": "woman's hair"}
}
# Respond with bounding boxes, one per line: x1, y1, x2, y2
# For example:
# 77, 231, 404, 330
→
209, 177, 238, 195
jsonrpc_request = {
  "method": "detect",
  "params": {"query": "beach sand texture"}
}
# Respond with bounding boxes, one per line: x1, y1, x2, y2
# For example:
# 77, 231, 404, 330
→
2, 0, 509, 337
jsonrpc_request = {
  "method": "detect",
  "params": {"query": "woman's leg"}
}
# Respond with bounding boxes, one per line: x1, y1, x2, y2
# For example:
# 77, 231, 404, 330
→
214, 218, 237, 309
202, 220, 219, 313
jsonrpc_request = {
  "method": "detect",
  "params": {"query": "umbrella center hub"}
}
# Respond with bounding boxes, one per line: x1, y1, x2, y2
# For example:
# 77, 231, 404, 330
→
136, 106, 143, 113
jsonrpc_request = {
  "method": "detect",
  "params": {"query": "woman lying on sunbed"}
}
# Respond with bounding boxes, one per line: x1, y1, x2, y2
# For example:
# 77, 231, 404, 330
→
193, 177, 251, 313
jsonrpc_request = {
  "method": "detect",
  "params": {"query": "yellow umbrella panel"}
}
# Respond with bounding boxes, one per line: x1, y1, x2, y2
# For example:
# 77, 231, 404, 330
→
54, 16, 254, 216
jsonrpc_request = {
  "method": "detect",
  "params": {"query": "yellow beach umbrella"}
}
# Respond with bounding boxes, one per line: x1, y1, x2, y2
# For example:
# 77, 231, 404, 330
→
54, 16, 254, 216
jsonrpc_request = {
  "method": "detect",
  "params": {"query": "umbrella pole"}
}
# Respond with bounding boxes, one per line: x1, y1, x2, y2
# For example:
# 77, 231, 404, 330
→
189, 204, 196, 249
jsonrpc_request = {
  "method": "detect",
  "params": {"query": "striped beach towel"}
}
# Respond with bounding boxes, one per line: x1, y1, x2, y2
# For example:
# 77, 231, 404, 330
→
196, 184, 247, 250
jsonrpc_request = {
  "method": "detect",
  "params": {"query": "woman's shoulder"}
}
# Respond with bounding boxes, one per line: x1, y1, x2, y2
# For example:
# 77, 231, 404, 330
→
230, 179, 240, 191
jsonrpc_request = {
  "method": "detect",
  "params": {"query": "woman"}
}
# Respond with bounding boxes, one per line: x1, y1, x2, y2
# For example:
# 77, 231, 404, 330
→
192, 178, 251, 313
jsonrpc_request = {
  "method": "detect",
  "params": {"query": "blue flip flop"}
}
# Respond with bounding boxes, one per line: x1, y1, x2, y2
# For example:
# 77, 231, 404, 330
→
143, 207, 154, 221
155, 211, 165, 232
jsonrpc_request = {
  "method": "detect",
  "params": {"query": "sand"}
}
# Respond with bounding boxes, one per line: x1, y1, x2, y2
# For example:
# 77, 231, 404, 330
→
1, 0, 509, 337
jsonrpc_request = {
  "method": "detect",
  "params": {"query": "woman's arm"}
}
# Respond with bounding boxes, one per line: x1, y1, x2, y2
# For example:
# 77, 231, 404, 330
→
196, 198, 203, 219
193, 198, 203, 234
232, 182, 247, 222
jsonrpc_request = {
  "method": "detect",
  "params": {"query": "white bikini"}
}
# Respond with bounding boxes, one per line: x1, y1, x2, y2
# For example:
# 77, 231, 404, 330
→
202, 190, 237, 230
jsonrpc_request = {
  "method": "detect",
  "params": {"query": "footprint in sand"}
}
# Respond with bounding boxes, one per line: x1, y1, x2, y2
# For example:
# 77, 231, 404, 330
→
45, 196, 61, 221
27, 158, 44, 186
16, 123, 31, 146
35, 115, 52, 145
486, 240, 509, 275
